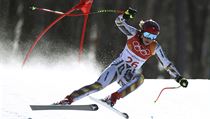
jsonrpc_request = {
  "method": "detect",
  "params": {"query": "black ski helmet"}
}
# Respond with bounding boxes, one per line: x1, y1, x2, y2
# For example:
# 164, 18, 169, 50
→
139, 19, 160, 35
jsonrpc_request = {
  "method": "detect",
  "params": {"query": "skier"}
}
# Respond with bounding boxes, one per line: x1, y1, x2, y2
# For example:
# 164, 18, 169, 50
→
55, 8, 188, 106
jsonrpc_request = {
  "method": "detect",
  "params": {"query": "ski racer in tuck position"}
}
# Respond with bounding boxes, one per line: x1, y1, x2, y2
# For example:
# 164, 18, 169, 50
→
55, 8, 189, 106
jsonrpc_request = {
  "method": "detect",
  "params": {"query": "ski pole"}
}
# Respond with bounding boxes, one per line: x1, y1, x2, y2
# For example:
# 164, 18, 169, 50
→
154, 85, 181, 103
30, 6, 124, 16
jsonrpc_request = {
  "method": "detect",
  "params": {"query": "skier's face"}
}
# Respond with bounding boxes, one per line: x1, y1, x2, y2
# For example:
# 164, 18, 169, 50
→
141, 35, 154, 45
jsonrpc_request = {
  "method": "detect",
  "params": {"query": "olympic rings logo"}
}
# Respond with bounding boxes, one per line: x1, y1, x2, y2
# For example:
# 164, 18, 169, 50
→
132, 41, 150, 56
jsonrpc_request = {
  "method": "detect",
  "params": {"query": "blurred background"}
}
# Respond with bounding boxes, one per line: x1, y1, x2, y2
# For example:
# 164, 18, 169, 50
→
0, 0, 209, 79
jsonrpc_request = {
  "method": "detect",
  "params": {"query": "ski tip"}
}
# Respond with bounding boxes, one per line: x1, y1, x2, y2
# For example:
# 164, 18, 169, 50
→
90, 104, 99, 111
123, 113, 129, 119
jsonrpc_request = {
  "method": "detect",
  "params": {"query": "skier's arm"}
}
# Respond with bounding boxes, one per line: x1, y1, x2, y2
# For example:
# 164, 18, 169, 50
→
115, 8, 138, 37
155, 44, 180, 77
155, 44, 188, 87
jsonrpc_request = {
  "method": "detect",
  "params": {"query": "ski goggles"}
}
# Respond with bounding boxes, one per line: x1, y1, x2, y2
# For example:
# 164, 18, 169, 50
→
143, 32, 158, 40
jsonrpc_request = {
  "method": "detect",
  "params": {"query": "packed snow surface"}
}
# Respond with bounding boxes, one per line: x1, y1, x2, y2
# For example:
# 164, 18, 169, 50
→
0, 60, 209, 119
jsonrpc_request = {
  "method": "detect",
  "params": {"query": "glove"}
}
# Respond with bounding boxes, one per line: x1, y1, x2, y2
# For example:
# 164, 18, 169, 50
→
175, 76, 188, 88
123, 7, 137, 20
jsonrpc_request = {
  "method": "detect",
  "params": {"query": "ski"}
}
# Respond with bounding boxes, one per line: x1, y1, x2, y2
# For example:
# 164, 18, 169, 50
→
30, 104, 98, 111
89, 96, 129, 119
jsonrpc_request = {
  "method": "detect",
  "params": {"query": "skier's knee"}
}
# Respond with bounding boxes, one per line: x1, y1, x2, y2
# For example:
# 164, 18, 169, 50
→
135, 74, 144, 85
119, 74, 144, 98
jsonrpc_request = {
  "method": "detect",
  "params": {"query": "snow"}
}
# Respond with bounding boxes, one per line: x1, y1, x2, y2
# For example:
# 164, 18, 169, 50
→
0, 60, 210, 119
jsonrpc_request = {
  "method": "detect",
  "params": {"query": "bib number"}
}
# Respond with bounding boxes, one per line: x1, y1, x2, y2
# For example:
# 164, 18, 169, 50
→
126, 56, 139, 68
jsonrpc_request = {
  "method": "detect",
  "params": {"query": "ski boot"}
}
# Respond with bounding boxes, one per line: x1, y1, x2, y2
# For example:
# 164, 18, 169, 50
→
101, 92, 121, 107
53, 95, 73, 105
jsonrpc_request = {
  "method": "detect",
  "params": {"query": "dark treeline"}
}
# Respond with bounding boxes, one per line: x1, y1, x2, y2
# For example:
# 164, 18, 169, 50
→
0, 0, 209, 79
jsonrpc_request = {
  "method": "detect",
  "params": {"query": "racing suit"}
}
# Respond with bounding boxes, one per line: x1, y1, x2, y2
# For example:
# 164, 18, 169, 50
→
67, 15, 181, 102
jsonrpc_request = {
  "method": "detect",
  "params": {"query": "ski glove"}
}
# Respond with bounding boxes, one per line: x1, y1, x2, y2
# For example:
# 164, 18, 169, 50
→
176, 76, 188, 88
123, 7, 137, 20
